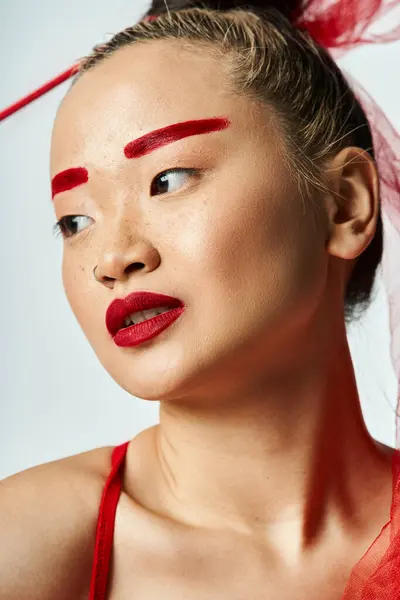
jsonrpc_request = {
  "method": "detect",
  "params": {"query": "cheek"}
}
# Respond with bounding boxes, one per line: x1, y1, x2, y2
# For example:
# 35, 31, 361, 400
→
190, 179, 296, 282
189, 177, 326, 321
62, 257, 93, 326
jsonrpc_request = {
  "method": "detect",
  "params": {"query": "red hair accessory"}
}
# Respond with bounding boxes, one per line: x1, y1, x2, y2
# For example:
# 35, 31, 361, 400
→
296, 0, 400, 53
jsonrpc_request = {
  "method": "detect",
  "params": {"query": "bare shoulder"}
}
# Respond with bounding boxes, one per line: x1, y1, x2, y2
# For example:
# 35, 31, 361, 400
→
0, 444, 116, 600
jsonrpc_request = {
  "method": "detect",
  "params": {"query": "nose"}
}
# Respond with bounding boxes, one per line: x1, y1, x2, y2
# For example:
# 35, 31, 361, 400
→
94, 242, 161, 289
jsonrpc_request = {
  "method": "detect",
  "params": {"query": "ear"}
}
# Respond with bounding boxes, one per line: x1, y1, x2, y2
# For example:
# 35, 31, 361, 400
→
324, 147, 379, 261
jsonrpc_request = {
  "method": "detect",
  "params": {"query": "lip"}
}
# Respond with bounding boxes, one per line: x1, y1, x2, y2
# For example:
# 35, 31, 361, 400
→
106, 291, 185, 347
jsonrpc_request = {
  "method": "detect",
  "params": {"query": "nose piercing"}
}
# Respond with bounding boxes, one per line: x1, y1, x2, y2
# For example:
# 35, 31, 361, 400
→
93, 265, 100, 282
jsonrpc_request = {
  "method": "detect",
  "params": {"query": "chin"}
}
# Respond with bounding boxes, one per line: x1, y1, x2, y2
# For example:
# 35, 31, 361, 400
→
103, 356, 191, 403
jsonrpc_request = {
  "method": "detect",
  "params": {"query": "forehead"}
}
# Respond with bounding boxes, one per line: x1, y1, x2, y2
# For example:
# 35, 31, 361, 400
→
51, 40, 249, 171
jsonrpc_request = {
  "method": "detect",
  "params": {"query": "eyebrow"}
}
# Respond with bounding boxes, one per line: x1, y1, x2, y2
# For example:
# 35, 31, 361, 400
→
51, 117, 230, 199
51, 167, 89, 199
124, 117, 231, 159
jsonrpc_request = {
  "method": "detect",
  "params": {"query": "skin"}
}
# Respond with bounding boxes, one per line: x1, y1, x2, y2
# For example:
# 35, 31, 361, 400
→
1, 39, 394, 599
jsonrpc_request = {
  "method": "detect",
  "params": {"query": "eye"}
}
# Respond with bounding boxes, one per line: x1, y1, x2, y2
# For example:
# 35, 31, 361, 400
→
52, 215, 94, 239
150, 168, 198, 196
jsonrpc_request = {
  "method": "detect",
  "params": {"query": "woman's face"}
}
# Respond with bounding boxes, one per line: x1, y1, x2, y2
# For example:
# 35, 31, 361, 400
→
50, 40, 330, 402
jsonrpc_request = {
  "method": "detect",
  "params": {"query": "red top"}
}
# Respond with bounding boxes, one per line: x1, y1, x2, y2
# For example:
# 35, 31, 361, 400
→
88, 442, 400, 599
89, 441, 130, 600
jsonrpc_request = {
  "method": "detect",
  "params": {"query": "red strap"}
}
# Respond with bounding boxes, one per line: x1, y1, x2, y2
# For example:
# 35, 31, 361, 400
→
88, 441, 130, 600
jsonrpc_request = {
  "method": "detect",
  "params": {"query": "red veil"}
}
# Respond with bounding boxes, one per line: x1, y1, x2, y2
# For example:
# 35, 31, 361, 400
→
295, 2, 400, 597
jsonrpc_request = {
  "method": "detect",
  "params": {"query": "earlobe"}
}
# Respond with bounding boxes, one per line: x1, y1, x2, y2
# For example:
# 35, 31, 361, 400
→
324, 147, 379, 261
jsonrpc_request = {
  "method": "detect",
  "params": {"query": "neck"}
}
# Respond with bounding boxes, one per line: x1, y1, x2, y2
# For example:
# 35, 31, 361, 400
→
126, 313, 394, 561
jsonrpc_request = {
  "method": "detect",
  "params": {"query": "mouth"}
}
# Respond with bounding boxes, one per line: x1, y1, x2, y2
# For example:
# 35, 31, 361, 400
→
106, 291, 185, 337
121, 305, 174, 328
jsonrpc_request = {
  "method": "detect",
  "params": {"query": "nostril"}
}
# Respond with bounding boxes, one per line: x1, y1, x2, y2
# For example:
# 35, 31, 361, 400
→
124, 262, 145, 275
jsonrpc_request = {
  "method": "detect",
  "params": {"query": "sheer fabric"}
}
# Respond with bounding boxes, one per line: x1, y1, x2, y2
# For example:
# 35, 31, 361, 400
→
294, 1, 400, 596
295, 0, 400, 450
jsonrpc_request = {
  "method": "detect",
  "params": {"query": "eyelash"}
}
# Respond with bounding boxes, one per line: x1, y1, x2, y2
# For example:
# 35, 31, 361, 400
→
52, 167, 199, 239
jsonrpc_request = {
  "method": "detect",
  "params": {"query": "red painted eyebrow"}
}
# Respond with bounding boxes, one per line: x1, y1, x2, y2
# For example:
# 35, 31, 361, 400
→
51, 118, 230, 199
124, 117, 231, 159
51, 167, 88, 199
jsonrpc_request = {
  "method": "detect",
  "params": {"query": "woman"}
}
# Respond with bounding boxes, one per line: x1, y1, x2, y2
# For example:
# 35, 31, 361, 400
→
1, 1, 400, 598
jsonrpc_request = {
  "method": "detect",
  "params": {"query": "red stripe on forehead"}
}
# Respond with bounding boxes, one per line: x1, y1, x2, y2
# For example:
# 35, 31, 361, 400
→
124, 117, 231, 159
51, 167, 89, 199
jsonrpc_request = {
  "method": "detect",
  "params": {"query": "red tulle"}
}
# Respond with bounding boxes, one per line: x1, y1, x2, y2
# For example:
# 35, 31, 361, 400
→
340, 450, 400, 598
296, 0, 400, 53
294, 1, 400, 596
295, 0, 400, 449
349, 79, 400, 451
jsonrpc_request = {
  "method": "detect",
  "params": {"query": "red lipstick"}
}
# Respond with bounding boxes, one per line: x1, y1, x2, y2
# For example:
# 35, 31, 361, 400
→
106, 291, 185, 348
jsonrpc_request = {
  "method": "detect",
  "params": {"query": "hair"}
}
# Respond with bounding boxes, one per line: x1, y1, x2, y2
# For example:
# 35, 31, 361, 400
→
74, 0, 383, 324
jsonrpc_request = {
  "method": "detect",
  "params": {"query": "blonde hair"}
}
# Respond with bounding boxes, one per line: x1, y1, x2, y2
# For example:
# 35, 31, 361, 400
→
74, 6, 383, 322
